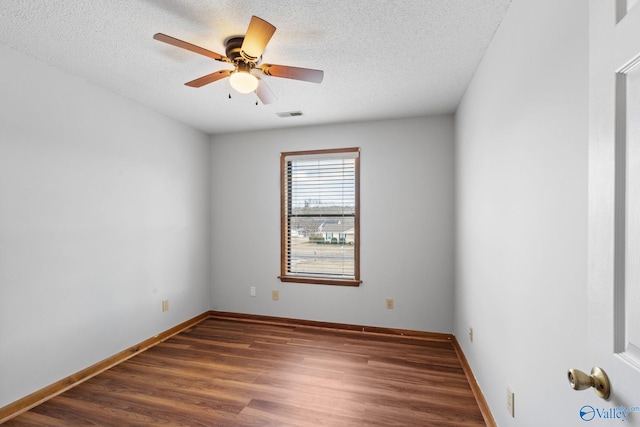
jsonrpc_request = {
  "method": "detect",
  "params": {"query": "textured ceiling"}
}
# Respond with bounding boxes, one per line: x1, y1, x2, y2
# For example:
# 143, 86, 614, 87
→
0, 0, 511, 135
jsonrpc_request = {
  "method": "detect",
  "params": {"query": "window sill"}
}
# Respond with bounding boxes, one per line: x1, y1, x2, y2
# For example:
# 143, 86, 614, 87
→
278, 275, 362, 287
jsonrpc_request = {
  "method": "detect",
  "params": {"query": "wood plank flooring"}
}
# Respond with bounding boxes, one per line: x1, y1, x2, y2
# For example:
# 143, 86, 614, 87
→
5, 317, 487, 426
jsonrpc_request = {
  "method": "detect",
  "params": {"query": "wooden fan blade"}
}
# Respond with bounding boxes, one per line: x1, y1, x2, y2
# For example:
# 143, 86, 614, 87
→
256, 78, 277, 104
240, 16, 276, 62
185, 69, 232, 87
258, 64, 324, 83
154, 33, 230, 63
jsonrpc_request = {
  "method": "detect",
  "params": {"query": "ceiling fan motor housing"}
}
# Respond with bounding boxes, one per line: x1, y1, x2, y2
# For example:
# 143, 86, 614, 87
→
225, 36, 260, 65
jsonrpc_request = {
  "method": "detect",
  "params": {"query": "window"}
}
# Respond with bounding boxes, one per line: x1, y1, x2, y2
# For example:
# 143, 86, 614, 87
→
280, 147, 361, 286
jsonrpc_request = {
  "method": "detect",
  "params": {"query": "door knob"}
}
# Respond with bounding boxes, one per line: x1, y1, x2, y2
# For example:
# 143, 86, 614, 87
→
567, 367, 610, 399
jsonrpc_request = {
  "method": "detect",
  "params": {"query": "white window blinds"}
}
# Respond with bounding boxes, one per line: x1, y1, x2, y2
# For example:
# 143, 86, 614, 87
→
280, 148, 360, 286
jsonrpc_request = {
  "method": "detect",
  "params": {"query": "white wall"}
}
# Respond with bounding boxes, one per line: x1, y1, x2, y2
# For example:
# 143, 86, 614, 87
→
211, 116, 455, 332
0, 45, 212, 407
455, 0, 589, 425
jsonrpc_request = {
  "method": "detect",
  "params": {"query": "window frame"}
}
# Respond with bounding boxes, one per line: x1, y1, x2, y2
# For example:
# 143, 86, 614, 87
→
279, 147, 361, 286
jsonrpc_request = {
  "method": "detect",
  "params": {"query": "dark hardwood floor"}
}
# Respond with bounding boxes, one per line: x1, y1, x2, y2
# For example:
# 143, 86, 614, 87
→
5, 317, 487, 426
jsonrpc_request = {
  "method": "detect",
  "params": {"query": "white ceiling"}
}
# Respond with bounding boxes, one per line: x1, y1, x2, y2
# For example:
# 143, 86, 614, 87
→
0, 1, 511, 135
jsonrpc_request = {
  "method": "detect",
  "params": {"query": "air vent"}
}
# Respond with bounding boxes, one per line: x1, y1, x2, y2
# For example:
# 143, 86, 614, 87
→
276, 111, 304, 118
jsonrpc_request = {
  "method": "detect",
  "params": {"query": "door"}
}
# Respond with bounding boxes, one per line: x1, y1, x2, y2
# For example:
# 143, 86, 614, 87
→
589, 0, 640, 423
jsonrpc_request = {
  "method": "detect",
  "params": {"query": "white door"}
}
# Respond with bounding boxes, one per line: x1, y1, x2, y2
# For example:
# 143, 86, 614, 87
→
588, 0, 640, 424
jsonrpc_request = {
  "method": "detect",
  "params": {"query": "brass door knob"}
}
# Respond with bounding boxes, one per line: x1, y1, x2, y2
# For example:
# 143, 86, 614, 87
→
567, 367, 610, 399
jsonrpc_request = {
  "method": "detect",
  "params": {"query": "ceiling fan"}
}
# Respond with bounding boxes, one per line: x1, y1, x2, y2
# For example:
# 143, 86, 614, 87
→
153, 16, 324, 105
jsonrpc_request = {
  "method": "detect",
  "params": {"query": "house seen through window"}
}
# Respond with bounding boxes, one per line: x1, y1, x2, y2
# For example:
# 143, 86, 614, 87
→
279, 147, 361, 286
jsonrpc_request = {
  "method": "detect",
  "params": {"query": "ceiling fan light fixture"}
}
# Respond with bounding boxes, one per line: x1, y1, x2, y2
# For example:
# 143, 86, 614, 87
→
229, 70, 258, 94
154, 15, 324, 104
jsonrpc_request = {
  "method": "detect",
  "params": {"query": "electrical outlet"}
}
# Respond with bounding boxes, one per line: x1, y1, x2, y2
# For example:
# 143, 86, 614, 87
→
272, 290, 279, 301
250, 287, 256, 297
386, 298, 394, 309
507, 386, 515, 417
162, 299, 169, 312
469, 327, 473, 343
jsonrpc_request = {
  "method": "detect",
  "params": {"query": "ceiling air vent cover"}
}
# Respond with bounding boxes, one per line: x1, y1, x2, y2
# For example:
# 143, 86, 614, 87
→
276, 111, 304, 118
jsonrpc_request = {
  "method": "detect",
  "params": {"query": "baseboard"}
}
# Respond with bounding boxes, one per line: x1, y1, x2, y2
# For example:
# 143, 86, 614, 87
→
208, 310, 454, 341
0, 312, 210, 424
452, 336, 497, 427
